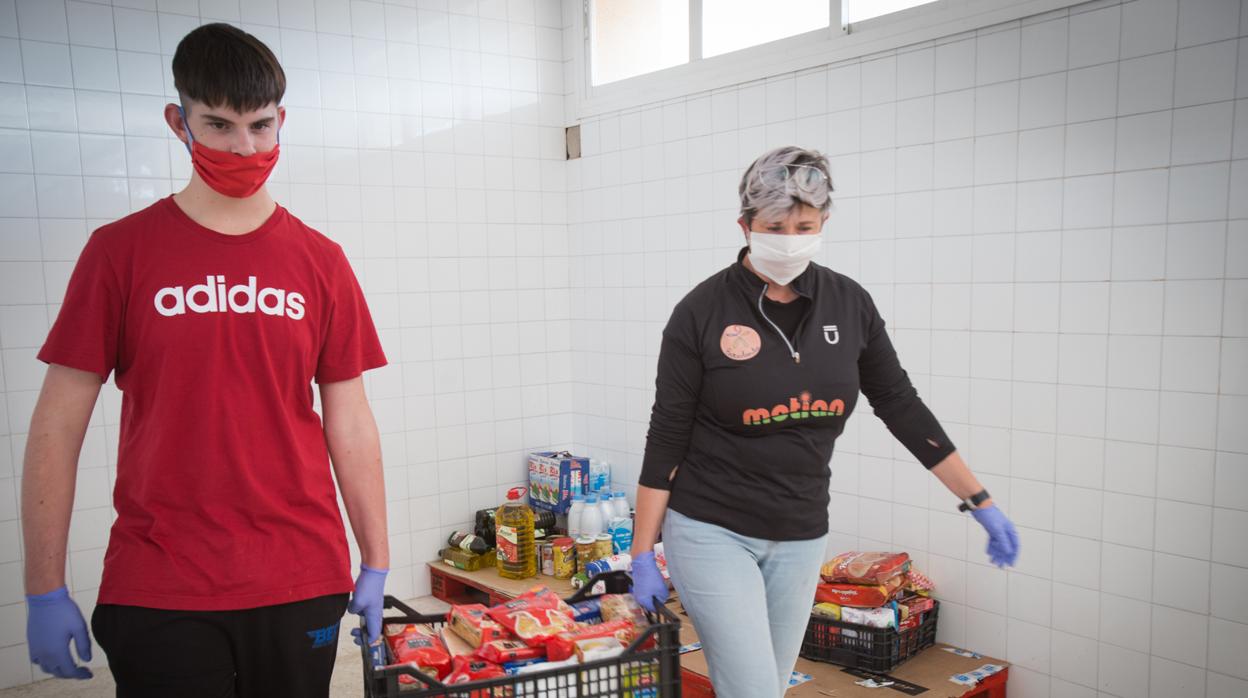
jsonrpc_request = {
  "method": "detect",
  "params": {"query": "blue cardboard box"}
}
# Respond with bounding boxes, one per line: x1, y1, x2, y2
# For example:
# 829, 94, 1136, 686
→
527, 451, 589, 514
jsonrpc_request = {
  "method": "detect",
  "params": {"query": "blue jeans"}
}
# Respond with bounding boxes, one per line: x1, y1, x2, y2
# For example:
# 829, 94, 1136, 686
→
663, 509, 828, 698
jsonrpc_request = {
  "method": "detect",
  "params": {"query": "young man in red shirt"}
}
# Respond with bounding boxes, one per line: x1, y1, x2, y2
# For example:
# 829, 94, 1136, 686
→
21, 24, 390, 696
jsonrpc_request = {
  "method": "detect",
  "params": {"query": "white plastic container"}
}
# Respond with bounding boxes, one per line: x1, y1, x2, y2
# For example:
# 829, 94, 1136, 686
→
612, 490, 630, 519
566, 495, 585, 538
580, 494, 603, 537
597, 492, 615, 526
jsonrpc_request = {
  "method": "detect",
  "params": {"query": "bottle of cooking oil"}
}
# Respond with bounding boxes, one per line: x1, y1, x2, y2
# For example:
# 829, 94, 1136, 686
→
496, 486, 536, 579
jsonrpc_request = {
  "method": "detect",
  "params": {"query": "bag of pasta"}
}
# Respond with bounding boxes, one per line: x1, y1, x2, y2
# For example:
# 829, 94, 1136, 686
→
485, 586, 578, 647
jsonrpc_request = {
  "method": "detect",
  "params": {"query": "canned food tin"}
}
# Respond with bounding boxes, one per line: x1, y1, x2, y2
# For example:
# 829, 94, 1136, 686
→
552, 537, 576, 579
594, 533, 613, 560
539, 542, 554, 576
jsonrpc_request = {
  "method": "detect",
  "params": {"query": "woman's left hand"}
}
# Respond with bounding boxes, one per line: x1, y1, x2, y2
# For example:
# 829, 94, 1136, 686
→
971, 505, 1020, 567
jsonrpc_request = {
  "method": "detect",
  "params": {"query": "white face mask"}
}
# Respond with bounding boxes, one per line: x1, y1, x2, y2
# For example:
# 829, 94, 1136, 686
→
747, 232, 822, 286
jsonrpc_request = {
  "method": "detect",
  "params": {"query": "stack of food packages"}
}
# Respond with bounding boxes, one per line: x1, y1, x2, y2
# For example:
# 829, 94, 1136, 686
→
813, 552, 936, 637
381, 585, 659, 695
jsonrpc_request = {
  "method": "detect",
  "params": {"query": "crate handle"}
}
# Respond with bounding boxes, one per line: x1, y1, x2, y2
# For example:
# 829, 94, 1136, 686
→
357, 613, 451, 690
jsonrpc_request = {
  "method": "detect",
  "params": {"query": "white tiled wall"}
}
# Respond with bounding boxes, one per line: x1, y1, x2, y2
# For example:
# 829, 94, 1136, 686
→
0, 0, 570, 687
568, 0, 1247, 696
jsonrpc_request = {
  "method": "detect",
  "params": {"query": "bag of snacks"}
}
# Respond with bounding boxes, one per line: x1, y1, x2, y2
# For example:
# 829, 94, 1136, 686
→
812, 602, 842, 620
448, 604, 512, 648
545, 618, 636, 662
598, 594, 648, 629
485, 586, 578, 647
383, 624, 452, 685
820, 552, 911, 585
840, 606, 896, 629
815, 575, 906, 608
445, 656, 507, 697
475, 638, 546, 664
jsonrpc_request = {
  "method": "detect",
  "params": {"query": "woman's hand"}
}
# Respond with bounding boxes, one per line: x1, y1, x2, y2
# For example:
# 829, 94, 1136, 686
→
971, 504, 1020, 567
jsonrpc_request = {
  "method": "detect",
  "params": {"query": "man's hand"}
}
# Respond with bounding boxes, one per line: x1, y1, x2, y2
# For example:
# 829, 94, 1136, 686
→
27, 587, 92, 680
347, 564, 387, 646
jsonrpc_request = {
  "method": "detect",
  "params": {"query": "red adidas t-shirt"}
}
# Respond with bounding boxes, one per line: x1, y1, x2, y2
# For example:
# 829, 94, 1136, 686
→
38, 197, 387, 610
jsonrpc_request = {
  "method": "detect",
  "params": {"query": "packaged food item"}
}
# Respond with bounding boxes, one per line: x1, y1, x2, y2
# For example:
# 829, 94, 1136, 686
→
594, 534, 614, 560
584, 553, 631, 578
820, 552, 911, 585
546, 618, 636, 661
539, 542, 554, 575
653, 542, 672, 583
812, 602, 842, 620
552, 537, 576, 579
904, 568, 936, 594
501, 656, 547, 674
598, 594, 649, 629
840, 606, 897, 629
441, 547, 492, 571
445, 655, 508, 694
448, 604, 511, 648
496, 486, 537, 580
569, 598, 603, 623
900, 595, 935, 618
576, 636, 626, 662
476, 638, 546, 664
608, 516, 634, 555
383, 623, 452, 684
440, 627, 476, 658
815, 575, 905, 608
576, 536, 598, 568
449, 530, 490, 555
486, 586, 578, 646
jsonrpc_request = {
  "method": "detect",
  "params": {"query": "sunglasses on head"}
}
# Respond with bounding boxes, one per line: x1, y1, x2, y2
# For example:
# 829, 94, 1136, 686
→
756, 163, 829, 191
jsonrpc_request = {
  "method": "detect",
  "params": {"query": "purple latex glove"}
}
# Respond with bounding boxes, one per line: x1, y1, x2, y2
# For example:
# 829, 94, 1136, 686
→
347, 564, 388, 646
972, 504, 1020, 567
27, 586, 92, 680
630, 551, 669, 612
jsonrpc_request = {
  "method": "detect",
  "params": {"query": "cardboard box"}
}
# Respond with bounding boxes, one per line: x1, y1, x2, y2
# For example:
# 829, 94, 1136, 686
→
674, 600, 1009, 697
527, 451, 589, 514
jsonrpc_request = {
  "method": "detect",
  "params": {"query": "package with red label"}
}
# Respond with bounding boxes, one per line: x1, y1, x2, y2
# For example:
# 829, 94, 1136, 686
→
815, 575, 906, 608
475, 638, 546, 664
485, 586, 578, 647
545, 618, 637, 661
904, 568, 936, 595
598, 594, 648, 629
383, 623, 452, 685
448, 604, 512, 648
900, 595, 935, 618
820, 552, 911, 585
445, 655, 508, 697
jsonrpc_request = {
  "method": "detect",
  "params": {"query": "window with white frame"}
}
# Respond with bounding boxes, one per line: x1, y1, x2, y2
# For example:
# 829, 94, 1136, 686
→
843, 0, 937, 24
703, 0, 830, 58
590, 0, 690, 85
588, 0, 938, 86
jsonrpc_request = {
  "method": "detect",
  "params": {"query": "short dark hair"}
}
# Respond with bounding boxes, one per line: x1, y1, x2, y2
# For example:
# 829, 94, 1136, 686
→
172, 23, 285, 114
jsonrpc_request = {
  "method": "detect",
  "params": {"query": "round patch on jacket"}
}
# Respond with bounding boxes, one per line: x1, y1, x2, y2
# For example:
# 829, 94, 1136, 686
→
720, 324, 762, 360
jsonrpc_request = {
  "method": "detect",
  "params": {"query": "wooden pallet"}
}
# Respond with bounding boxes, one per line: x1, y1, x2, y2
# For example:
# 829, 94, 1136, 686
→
427, 560, 577, 607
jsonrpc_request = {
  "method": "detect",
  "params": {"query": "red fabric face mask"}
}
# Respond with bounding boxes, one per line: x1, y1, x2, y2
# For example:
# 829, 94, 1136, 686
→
179, 106, 280, 198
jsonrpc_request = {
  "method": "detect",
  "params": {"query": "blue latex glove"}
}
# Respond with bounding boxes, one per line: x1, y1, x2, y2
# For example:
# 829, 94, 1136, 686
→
972, 504, 1020, 567
347, 564, 387, 646
26, 586, 92, 680
630, 551, 669, 612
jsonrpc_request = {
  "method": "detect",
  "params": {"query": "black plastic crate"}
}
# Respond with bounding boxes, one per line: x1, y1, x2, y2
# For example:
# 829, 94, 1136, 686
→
798, 599, 939, 673
360, 571, 681, 697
